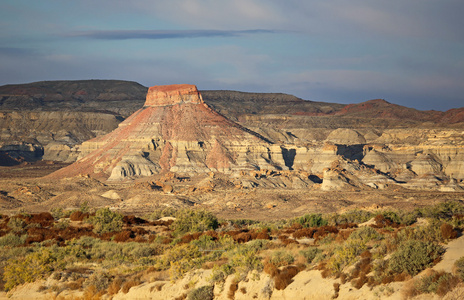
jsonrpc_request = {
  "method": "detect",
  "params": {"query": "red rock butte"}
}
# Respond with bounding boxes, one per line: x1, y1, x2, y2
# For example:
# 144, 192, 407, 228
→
145, 84, 204, 106
46, 84, 286, 180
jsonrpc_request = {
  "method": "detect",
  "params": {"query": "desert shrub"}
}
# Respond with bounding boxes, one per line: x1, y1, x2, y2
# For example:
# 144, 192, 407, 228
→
244, 238, 270, 251
405, 269, 461, 298
349, 226, 382, 243
292, 228, 316, 239
160, 244, 203, 279
83, 271, 109, 292
69, 211, 89, 222
420, 201, 464, 220
454, 256, 464, 281
130, 243, 160, 259
379, 210, 420, 226
145, 207, 177, 221
7, 217, 26, 232
3, 248, 58, 291
190, 234, 216, 250
440, 223, 458, 239
209, 263, 234, 283
122, 278, 141, 293
188, 285, 214, 300
50, 207, 68, 219
274, 265, 300, 290
294, 213, 328, 228
328, 210, 373, 225
0, 233, 27, 247
172, 209, 219, 235
327, 239, 367, 273
107, 277, 123, 295
269, 251, 295, 267
224, 243, 263, 277
54, 219, 70, 230
72, 235, 101, 248
88, 208, 123, 234
114, 230, 133, 242
299, 247, 322, 264
389, 240, 444, 276
398, 220, 452, 244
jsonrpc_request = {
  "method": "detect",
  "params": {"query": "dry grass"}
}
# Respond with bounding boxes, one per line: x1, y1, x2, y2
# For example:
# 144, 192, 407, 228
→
121, 279, 141, 294
107, 277, 123, 295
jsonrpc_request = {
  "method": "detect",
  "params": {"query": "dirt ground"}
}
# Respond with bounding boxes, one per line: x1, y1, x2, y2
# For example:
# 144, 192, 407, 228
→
1, 162, 464, 220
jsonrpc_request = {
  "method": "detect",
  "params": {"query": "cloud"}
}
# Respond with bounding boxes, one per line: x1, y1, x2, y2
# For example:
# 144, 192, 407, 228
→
64, 29, 278, 40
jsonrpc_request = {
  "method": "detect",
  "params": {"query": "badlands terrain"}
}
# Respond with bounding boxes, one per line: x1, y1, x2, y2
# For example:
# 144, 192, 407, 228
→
0, 80, 463, 217
0, 80, 464, 299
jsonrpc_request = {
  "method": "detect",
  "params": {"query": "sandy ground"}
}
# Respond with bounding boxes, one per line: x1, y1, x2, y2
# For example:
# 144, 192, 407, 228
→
433, 234, 464, 273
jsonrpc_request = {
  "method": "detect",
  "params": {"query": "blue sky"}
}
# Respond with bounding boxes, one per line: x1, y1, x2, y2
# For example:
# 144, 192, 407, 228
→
1, 0, 463, 111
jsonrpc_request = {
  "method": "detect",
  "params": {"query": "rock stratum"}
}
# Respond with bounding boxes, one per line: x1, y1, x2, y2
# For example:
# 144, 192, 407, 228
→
46, 84, 285, 180
1, 80, 464, 192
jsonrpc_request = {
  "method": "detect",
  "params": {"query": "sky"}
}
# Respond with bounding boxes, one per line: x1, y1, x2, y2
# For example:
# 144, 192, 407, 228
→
1, 1, 463, 111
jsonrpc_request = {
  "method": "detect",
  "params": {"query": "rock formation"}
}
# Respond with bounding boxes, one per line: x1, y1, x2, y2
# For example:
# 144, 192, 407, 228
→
46, 84, 286, 180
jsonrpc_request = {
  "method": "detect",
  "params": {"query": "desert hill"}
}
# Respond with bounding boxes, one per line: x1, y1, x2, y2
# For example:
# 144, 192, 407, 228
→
46, 84, 285, 180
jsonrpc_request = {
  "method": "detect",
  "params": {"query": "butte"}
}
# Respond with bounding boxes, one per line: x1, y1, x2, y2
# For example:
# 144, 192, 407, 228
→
46, 84, 286, 180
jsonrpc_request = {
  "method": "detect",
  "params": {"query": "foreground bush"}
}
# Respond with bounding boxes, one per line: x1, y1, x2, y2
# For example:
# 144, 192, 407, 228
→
88, 208, 123, 234
402, 269, 461, 298
172, 209, 219, 235
294, 214, 328, 228
389, 240, 444, 276
454, 256, 464, 281
328, 239, 367, 273
187, 285, 214, 300
3, 249, 59, 291
0, 233, 27, 247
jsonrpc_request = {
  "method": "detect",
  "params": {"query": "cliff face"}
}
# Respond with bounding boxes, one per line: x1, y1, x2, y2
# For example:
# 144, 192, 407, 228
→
47, 84, 286, 180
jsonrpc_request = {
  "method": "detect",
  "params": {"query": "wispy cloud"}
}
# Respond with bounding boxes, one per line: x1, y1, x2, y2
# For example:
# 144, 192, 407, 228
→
65, 29, 278, 40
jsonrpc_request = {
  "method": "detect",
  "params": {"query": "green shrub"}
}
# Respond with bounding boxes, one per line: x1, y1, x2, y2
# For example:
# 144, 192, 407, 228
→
7, 217, 26, 232
295, 214, 328, 228
50, 207, 71, 219
299, 247, 322, 264
420, 201, 464, 220
145, 207, 177, 221
349, 226, 382, 243
54, 219, 70, 230
328, 239, 367, 273
226, 243, 263, 277
389, 240, 444, 276
83, 271, 109, 292
454, 256, 464, 281
0, 233, 27, 247
397, 221, 449, 244
407, 270, 461, 298
328, 210, 373, 225
187, 285, 214, 300
245, 239, 270, 251
3, 249, 58, 291
171, 209, 218, 235
210, 264, 234, 283
379, 210, 420, 226
269, 251, 295, 267
158, 244, 202, 279
88, 208, 123, 234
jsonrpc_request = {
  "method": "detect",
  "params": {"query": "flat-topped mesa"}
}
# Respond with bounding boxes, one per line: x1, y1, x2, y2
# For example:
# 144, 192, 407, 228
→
144, 84, 204, 106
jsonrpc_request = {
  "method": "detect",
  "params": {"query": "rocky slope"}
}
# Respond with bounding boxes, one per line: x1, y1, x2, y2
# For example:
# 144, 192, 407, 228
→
46, 84, 286, 180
